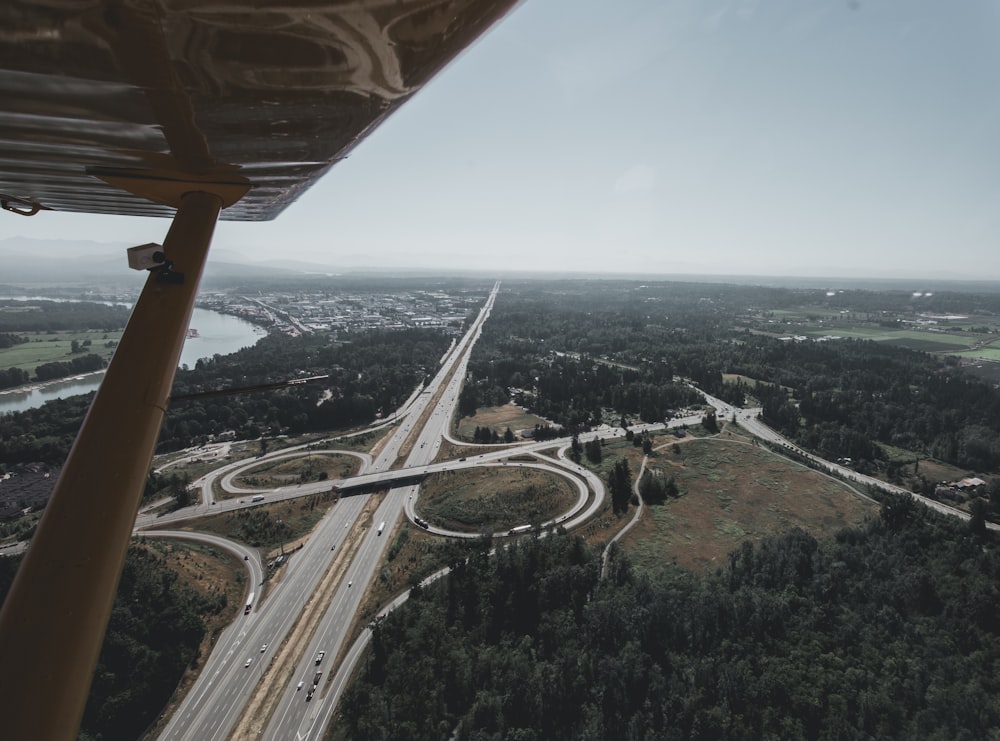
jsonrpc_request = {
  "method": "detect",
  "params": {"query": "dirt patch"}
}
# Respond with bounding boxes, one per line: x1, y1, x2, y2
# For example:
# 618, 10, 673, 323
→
434, 441, 504, 461
417, 466, 577, 533
622, 439, 877, 573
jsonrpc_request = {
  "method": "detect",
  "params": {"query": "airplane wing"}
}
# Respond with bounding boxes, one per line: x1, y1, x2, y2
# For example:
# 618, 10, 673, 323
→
0, 0, 521, 220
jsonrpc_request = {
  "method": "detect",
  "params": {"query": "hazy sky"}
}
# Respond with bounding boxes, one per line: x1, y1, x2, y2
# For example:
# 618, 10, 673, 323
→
8, 0, 1000, 279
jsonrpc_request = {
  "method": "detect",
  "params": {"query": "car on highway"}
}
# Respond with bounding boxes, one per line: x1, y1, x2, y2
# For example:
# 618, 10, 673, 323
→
260, 643, 268, 653
244, 659, 252, 668
297, 681, 304, 691
315, 650, 325, 665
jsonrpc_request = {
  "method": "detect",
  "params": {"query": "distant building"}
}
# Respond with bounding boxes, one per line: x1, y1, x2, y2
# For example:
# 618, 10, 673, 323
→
950, 477, 986, 490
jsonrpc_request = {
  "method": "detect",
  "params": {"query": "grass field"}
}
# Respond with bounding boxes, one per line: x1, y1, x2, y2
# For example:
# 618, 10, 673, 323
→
956, 347, 1000, 361
0, 329, 122, 373
799, 327, 978, 353
231, 453, 361, 490
621, 439, 877, 574
455, 403, 551, 441
416, 466, 577, 533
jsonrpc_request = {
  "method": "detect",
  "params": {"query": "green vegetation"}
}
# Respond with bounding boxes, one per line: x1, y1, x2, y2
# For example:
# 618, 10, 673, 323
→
0, 300, 129, 333
0, 300, 126, 387
417, 467, 576, 533
458, 282, 1000, 515
180, 494, 336, 552
0, 543, 229, 741
337, 503, 1000, 740
230, 453, 360, 491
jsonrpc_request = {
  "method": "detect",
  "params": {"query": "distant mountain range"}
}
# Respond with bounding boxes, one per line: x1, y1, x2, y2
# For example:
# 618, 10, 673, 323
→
3, 236, 999, 293
0, 237, 300, 286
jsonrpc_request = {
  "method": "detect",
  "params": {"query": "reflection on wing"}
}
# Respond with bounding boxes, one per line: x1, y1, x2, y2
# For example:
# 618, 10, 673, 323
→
0, 0, 521, 220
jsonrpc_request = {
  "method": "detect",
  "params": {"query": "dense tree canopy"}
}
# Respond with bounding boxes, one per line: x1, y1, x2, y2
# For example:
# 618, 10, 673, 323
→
339, 502, 1000, 740
0, 300, 129, 332
0, 544, 226, 741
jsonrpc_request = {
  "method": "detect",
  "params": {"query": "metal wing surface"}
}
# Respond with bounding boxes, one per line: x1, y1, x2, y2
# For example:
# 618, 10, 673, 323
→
0, 0, 520, 221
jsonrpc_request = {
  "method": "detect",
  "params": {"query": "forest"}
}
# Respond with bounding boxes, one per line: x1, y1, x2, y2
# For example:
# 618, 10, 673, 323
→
0, 543, 226, 741
462, 281, 1000, 477
0, 327, 452, 469
337, 498, 1000, 740
0, 299, 130, 332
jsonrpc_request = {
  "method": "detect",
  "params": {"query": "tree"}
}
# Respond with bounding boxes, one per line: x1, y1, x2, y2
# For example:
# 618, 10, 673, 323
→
639, 472, 666, 504
969, 498, 989, 538
504, 427, 515, 443
608, 457, 632, 514
702, 411, 719, 433
642, 435, 653, 455
585, 438, 602, 464
173, 479, 192, 509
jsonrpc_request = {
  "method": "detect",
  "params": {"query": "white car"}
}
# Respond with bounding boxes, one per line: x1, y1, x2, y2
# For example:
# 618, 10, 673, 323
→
260, 643, 268, 653
244, 659, 252, 668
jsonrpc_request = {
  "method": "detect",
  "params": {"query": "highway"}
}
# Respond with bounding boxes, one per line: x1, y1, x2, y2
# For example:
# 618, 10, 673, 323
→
257, 281, 500, 741
156, 282, 500, 740
149, 285, 732, 740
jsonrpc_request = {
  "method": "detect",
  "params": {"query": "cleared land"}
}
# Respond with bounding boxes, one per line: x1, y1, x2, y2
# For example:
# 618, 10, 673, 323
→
417, 466, 577, 533
455, 403, 551, 440
622, 439, 877, 573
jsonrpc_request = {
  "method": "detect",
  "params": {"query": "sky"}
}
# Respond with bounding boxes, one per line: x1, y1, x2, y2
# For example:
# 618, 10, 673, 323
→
7, 0, 1000, 280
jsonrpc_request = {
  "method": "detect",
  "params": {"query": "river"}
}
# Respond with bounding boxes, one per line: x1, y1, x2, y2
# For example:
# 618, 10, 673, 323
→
0, 307, 264, 415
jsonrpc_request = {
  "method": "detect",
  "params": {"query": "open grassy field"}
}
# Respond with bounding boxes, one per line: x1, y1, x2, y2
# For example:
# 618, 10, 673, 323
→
455, 403, 551, 440
621, 438, 877, 574
231, 453, 361, 490
797, 326, 981, 354
956, 347, 1000, 361
416, 465, 577, 533
0, 329, 122, 373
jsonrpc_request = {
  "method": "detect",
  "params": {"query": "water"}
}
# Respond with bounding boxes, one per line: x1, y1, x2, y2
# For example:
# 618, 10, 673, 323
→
0, 307, 263, 415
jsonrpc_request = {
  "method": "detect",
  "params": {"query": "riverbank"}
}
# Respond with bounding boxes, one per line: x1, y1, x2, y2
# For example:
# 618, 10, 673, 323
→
0, 307, 267, 415
0, 368, 105, 399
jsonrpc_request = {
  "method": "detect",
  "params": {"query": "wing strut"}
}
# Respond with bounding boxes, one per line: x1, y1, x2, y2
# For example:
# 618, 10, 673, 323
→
0, 190, 223, 740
